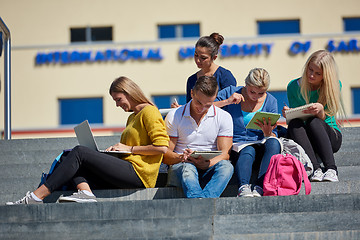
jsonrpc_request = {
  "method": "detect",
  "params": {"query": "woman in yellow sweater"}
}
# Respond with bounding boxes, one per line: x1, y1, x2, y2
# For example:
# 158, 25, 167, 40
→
7, 76, 169, 205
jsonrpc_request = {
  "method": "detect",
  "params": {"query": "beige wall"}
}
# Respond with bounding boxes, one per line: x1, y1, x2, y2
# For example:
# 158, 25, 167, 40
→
1, 0, 360, 138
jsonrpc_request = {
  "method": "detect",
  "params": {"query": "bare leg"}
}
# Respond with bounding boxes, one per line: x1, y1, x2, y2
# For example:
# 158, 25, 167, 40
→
76, 182, 93, 193
33, 185, 51, 200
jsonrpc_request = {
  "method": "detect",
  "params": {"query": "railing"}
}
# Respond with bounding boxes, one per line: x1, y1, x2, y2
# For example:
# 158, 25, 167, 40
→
0, 17, 11, 140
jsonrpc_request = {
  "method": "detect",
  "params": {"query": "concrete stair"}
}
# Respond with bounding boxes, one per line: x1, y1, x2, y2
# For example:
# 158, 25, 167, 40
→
1, 194, 360, 240
0, 127, 359, 239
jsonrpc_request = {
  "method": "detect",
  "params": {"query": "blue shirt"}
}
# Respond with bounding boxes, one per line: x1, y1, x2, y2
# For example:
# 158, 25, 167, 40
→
242, 100, 264, 126
186, 66, 237, 102
216, 85, 279, 143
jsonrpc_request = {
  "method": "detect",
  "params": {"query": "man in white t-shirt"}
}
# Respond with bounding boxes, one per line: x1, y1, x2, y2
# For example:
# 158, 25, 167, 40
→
163, 76, 234, 198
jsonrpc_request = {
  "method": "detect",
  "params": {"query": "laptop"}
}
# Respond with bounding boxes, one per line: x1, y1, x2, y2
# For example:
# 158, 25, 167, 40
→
74, 120, 131, 155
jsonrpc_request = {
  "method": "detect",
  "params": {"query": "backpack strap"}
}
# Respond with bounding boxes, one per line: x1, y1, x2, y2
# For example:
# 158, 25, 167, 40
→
263, 154, 282, 196
290, 154, 311, 195
48, 152, 64, 174
301, 161, 312, 195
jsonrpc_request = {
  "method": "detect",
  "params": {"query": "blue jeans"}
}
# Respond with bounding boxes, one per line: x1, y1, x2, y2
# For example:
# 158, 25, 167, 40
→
234, 138, 281, 187
170, 160, 234, 198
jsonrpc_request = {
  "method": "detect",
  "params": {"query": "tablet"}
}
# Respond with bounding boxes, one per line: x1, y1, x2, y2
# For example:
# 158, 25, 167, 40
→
190, 151, 222, 160
245, 112, 281, 130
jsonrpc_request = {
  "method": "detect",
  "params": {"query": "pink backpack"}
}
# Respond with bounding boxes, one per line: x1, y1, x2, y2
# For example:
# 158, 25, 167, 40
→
263, 154, 311, 196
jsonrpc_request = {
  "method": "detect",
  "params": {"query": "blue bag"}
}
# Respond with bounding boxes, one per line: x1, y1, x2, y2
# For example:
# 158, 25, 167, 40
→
38, 149, 71, 189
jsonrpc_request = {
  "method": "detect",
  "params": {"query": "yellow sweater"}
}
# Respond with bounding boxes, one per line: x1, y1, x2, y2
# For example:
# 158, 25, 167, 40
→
121, 105, 169, 188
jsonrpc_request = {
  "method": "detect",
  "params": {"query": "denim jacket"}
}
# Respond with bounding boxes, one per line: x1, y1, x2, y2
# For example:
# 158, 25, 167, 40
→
216, 85, 279, 144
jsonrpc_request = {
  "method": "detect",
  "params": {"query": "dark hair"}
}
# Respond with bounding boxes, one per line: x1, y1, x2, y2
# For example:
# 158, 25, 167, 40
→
195, 32, 224, 58
193, 75, 218, 97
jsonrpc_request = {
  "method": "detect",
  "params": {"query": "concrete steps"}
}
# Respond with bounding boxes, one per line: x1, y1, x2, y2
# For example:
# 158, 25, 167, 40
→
1, 194, 359, 239
0, 127, 359, 239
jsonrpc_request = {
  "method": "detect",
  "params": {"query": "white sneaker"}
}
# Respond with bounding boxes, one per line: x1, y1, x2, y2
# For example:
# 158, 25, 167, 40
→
58, 190, 97, 203
311, 168, 324, 182
237, 184, 253, 197
252, 185, 263, 197
323, 169, 339, 182
6, 192, 43, 205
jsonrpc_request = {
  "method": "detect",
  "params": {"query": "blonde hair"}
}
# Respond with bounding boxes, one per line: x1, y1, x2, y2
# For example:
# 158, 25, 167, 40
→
109, 76, 154, 106
300, 50, 345, 119
245, 68, 270, 90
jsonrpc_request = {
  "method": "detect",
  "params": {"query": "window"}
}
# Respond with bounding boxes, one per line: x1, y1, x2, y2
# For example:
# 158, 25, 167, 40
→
59, 97, 103, 125
268, 91, 288, 116
344, 17, 360, 32
258, 20, 300, 35
158, 25, 176, 39
158, 24, 200, 39
152, 95, 186, 109
352, 88, 360, 114
70, 26, 112, 43
70, 28, 86, 42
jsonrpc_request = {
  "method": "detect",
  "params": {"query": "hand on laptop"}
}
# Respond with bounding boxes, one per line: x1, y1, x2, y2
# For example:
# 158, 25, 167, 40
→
106, 143, 132, 152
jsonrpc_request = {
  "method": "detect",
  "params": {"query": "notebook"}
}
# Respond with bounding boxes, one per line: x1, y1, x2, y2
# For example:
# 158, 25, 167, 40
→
74, 120, 131, 154
245, 112, 281, 130
285, 103, 314, 124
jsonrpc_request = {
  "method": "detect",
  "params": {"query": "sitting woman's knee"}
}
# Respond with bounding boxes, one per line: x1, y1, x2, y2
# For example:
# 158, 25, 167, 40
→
239, 146, 256, 159
288, 118, 304, 129
264, 138, 281, 152
72, 145, 88, 154
306, 117, 323, 128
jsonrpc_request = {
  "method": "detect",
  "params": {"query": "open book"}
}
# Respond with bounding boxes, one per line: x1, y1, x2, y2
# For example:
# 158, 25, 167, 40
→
285, 103, 314, 124
190, 151, 222, 160
232, 137, 283, 153
245, 112, 280, 130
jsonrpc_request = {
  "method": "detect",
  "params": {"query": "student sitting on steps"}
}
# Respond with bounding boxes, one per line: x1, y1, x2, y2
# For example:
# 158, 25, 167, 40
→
6, 76, 169, 205
164, 76, 234, 198
282, 50, 345, 182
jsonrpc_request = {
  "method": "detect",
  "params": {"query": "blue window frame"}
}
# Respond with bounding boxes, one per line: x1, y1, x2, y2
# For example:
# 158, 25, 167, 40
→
268, 91, 288, 116
59, 97, 103, 125
352, 88, 360, 114
344, 17, 360, 32
152, 95, 186, 109
182, 24, 200, 38
258, 20, 300, 35
158, 23, 200, 39
158, 25, 176, 39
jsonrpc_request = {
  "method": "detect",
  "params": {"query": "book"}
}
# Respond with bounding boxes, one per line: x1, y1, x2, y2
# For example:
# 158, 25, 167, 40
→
245, 112, 281, 130
285, 103, 314, 124
190, 150, 222, 160
232, 137, 283, 153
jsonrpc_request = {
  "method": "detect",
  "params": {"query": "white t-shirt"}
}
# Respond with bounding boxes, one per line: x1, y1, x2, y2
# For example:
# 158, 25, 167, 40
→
165, 101, 233, 154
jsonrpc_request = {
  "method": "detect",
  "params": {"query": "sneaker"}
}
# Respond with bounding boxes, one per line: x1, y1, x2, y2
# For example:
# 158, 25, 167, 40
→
237, 184, 253, 197
6, 192, 43, 205
323, 169, 339, 182
252, 185, 263, 197
58, 190, 97, 203
310, 168, 324, 182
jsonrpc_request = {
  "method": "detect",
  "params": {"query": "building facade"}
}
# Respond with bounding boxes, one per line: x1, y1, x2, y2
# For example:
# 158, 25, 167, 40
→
1, 0, 360, 138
